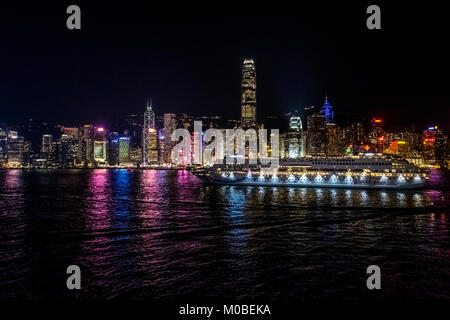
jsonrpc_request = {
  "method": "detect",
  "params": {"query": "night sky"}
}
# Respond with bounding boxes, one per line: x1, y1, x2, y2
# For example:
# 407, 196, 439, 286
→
1, 2, 449, 131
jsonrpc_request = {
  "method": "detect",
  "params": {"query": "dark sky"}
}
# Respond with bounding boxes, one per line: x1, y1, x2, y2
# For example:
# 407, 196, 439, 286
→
1, 2, 449, 131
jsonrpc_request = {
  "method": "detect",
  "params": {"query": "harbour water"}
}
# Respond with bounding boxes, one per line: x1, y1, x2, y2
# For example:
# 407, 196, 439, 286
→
0, 169, 449, 300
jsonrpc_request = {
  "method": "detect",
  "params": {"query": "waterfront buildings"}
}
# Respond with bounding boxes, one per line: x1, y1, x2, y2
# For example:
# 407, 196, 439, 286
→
1, 113, 449, 169
0, 60, 448, 169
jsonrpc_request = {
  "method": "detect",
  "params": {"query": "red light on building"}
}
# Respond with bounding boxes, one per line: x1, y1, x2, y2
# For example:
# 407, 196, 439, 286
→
371, 118, 384, 127
378, 136, 384, 141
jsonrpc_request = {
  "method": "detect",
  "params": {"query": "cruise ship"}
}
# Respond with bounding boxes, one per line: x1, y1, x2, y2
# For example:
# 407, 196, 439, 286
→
191, 154, 428, 189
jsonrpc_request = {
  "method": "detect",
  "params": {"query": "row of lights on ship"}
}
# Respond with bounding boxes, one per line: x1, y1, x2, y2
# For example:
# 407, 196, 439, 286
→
220, 172, 422, 184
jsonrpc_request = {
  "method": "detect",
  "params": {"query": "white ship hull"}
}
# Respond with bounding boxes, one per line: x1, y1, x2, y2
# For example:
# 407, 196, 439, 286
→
192, 170, 426, 190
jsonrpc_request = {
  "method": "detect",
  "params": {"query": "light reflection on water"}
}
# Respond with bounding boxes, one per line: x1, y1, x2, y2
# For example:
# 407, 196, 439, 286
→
215, 184, 443, 209
0, 168, 449, 300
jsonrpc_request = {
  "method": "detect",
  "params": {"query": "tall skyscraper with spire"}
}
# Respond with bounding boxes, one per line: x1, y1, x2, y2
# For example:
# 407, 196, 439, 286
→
241, 59, 257, 128
143, 99, 158, 166
320, 96, 334, 124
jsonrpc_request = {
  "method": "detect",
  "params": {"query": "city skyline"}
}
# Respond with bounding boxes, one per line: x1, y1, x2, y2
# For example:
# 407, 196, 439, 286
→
2, 3, 450, 308
1, 88, 447, 169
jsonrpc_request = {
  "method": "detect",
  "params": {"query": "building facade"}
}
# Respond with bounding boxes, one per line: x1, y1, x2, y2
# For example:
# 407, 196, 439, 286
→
143, 100, 158, 166
241, 59, 257, 129
285, 115, 305, 158
163, 113, 177, 165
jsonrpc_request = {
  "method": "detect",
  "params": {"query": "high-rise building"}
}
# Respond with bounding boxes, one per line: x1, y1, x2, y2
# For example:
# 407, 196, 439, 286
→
369, 118, 385, 152
241, 59, 257, 128
61, 127, 82, 165
157, 129, 165, 165
434, 127, 447, 164
397, 129, 421, 157
143, 99, 158, 166
106, 132, 119, 166
124, 113, 143, 149
423, 126, 447, 163
94, 127, 106, 141
0, 129, 8, 166
307, 113, 326, 156
285, 114, 305, 158
342, 122, 364, 151
94, 141, 107, 164
41, 134, 53, 159
53, 134, 75, 167
118, 137, 130, 166
163, 113, 177, 164
82, 125, 95, 165
320, 96, 334, 124
422, 126, 435, 161
388, 140, 408, 157
62, 127, 79, 139
7, 131, 25, 167
279, 133, 286, 159
325, 123, 342, 156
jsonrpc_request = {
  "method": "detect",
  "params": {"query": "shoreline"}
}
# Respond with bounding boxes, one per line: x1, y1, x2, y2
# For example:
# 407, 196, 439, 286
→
0, 167, 185, 170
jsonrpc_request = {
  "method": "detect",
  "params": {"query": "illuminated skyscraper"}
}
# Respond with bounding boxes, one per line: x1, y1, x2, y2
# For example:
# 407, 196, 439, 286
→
342, 122, 365, 150
118, 137, 130, 166
53, 134, 75, 167
143, 99, 158, 166
320, 96, 334, 124
423, 126, 447, 163
0, 129, 7, 166
241, 59, 257, 128
41, 134, 53, 160
63, 127, 79, 139
82, 125, 95, 165
62, 127, 82, 165
286, 114, 304, 158
106, 132, 119, 166
7, 131, 25, 167
94, 127, 106, 141
389, 140, 408, 157
163, 113, 177, 164
325, 123, 342, 156
94, 141, 107, 164
307, 113, 326, 156
369, 118, 385, 152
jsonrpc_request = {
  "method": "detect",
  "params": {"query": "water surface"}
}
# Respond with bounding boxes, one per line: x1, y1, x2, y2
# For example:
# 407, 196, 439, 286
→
0, 169, 449, 300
